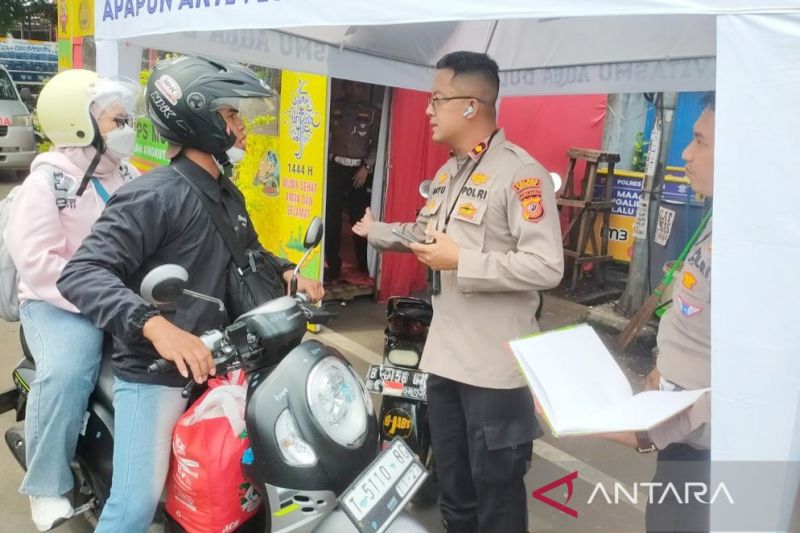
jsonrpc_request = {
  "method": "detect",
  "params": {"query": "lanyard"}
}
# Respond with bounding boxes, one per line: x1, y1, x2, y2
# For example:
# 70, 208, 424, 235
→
442, 129, 499, 231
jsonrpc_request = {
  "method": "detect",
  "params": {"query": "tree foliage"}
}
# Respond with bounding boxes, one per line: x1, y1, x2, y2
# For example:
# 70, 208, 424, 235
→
0, 0, 56, 37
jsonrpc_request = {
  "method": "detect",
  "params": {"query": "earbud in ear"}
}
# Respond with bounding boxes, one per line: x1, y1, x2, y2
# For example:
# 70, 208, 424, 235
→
463, 105, 475, 117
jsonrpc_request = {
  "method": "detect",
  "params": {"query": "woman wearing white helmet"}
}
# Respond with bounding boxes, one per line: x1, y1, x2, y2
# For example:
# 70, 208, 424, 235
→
4, 68, 140, 531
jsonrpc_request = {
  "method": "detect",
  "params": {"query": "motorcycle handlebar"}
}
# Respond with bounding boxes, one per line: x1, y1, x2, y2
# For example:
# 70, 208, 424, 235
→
147, 329, 226, 374
306, 308, 339, 325
296, 297, 340, 325
147, 295, 338, 374
293, 291, 311, 304
147, 358, 174, 374
146, 353, 235, 375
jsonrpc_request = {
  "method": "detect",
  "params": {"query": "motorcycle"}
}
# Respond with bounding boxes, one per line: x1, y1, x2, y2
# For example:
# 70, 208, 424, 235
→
364, 296, 437, 506
360, 178, 437, 505
1, 217, 428, 533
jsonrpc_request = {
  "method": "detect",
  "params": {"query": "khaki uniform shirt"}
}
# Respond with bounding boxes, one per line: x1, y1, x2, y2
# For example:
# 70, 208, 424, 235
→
368, 130, 564, 389
328, 98, 381, 166
649, 221, 712, 449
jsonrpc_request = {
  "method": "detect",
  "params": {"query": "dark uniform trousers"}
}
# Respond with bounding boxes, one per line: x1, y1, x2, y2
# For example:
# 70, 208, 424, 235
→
324, 160, 372, 277
646, 443, 711, 533
427, 374, 540, 533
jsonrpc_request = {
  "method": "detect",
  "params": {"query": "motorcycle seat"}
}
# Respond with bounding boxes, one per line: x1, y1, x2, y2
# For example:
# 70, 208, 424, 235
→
19, 327, 33, 363
93, 358, 115, 412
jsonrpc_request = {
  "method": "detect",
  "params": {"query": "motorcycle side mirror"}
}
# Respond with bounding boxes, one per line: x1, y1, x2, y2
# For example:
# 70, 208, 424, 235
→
291, 217, 324, 295
418, 179, 432, 199
140, 264, 189, 305
549, 172, 563, 196
140, 264, 226, 312
303, 216, 324, 250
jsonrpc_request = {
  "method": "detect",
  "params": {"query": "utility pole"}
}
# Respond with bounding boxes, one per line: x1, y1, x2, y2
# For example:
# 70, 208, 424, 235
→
618, 92, 676, 315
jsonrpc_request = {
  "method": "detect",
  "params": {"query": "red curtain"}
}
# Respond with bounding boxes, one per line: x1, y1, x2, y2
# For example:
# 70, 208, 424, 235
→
377, 91, 607, 300
498, 94, 608, 233
377, 89, 450, 301
498, 94, 607, 179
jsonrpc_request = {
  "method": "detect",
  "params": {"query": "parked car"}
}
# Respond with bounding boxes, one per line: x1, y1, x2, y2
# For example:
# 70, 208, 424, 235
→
0, 65, 36, 179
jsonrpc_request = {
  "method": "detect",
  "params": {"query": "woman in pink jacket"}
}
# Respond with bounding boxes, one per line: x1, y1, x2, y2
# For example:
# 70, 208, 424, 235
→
4, 69, 139, 531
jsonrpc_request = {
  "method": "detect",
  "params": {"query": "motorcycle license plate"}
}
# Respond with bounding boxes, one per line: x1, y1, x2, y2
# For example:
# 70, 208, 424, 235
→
339, 438, 428, 533
365, 364, 428, 402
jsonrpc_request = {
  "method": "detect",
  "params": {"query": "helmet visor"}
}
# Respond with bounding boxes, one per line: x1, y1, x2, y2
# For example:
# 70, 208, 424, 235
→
89, 76, 142, 127
212, 95, 279, 136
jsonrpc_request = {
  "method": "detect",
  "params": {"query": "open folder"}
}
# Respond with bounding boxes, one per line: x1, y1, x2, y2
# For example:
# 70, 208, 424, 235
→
508, 324, 708, 437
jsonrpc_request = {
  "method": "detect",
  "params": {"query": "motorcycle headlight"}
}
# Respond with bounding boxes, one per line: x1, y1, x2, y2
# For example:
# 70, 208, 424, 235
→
307, 356, 368, 448
275, 408, 318, 467
349, 364, 374, 416
387, 348, 420, 368
11, 115, 32, 127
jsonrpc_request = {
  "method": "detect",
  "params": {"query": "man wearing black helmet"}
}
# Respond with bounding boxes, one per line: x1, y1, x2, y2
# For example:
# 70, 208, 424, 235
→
57, 56, 324, 532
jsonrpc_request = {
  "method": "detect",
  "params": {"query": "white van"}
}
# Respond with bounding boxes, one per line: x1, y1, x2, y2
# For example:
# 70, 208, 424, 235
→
0, 64, 36, 178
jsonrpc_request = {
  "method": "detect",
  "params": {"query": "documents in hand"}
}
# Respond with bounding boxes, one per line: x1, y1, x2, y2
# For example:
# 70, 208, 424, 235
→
509, 324, 709, 437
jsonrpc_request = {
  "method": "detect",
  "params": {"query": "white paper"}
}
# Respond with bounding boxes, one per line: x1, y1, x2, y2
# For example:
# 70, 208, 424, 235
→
559, 389, 708, 436
510, 324, 709, 436
654, 206, 676, 246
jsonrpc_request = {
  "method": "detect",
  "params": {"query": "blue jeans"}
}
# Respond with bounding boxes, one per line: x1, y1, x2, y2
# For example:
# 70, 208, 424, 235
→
95, 378, 187, 533
19, 300, 103, 497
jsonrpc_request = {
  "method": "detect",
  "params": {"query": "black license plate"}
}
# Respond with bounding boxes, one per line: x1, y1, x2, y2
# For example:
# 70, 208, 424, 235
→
365, 364, 428, 402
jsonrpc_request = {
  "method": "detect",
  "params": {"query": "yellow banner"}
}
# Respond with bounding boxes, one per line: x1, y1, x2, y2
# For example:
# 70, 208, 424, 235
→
276, 71, 328, 281
57, 0, 94, 39
593, 214, 636, 261
235, 134, 283, 252
56, 0, 73, 39
234, 70, 328, 284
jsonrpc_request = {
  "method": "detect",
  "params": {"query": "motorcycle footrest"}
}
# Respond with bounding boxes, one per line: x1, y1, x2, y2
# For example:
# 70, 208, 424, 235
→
72, 502, 94, 516
4, 425, 27, 471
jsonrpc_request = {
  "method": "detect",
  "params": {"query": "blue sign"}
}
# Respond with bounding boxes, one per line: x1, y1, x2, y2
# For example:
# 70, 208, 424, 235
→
594, 174, 643, 217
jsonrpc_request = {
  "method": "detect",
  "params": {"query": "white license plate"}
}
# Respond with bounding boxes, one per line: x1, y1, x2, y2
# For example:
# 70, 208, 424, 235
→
365, 364, 428, 402
339, 438, 428, 533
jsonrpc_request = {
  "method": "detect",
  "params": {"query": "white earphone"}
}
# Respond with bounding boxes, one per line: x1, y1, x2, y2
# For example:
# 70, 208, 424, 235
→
463, 104, 475, 117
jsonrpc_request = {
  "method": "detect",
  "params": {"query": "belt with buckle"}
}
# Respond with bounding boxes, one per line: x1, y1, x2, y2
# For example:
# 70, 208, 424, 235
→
332, 156, 363, 167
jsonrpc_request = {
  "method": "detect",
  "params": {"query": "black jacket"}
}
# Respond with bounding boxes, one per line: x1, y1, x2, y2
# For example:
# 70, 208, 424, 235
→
57, 156, 294, 387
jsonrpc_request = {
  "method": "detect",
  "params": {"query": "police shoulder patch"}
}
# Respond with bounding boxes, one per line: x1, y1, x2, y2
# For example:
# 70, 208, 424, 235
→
513, 178, 544, 222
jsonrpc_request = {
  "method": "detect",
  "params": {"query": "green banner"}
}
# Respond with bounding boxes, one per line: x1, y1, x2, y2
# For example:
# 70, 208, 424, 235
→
131, 117, 169, 172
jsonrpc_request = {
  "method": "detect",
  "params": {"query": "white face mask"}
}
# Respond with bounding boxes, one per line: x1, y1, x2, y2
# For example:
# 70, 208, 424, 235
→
225, 146, 246, 165
104, 125, 136, 161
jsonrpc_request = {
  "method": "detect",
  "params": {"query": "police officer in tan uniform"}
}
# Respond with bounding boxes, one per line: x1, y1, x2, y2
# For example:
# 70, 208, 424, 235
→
325, 80, 380, 280
600, 93, 715, 533
354, 52, 563, 533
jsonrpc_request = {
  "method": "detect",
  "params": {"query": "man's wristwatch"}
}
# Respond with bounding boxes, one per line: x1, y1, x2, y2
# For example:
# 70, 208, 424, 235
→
363, 162, 374, 172
635, 432, 658, 454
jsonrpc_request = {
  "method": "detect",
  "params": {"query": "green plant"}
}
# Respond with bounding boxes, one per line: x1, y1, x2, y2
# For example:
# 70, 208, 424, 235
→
631, 131, 649, 172
31, 110, 51, 153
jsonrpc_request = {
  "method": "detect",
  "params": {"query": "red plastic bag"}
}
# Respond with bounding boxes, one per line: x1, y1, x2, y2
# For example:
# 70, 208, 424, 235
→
166, 371, 262, 532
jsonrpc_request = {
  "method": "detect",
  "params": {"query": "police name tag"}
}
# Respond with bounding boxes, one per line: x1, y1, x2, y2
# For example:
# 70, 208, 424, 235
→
339, 438, 428, 533
365, 364, 428, 402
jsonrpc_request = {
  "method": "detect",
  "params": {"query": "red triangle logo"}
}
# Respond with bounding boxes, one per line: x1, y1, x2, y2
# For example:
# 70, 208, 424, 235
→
532, 470, 579, 518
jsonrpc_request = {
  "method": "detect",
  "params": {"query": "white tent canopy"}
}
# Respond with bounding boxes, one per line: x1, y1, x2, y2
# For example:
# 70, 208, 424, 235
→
108, 15, 717, 95
94, 1, 793, 93
96, 2, 800, 529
